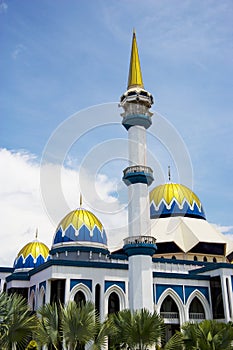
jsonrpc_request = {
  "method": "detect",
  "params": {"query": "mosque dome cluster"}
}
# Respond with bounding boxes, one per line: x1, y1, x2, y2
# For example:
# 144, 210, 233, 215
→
5, 31, 233, 337
11, 31, 231, 271
14, 179, 232, 268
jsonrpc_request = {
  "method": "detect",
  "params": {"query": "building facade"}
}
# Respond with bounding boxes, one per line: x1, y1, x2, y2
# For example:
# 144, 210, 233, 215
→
1, 33, 233, 342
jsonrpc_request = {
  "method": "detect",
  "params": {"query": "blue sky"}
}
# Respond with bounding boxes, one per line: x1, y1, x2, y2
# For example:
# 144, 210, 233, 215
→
1, 0, 233, 265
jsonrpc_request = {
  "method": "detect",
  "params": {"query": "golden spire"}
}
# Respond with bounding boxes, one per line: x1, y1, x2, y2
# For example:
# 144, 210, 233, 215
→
127, 30, 144, 89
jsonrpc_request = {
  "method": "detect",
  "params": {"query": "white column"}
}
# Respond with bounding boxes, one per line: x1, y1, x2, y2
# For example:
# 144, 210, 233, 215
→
128, 183, 151, 237
64, 278, 70, 304
129, 255, 154, 312
128, 125, 146, 164
220, 274, 231, 322
227, 277, 233, 321
45, 280, 51, 304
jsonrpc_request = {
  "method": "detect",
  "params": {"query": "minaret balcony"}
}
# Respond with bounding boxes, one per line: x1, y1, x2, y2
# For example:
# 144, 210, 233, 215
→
123, 235, 157, 256
122, 113, 152, 130
120, 102, 153, 117
122, 165, 154, 186
120, 88, 154, 107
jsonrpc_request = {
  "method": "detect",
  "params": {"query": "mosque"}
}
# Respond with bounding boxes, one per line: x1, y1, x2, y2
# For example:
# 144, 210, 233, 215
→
1, 32, 233, 341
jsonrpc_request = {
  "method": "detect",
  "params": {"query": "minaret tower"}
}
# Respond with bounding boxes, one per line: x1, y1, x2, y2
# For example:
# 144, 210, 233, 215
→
120, 31, 157, 312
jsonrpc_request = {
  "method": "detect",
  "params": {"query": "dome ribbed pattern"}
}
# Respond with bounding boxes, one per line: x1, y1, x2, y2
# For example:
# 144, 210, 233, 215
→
150, 183, 205, 220
52, 209, 107, 247
14, 241, 50, 269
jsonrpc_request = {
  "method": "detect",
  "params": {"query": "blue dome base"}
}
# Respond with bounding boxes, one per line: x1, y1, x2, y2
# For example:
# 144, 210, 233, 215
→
150, 200, 206, 220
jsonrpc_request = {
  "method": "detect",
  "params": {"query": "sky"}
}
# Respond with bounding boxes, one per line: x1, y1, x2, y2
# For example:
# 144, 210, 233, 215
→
1, 0, 233, 266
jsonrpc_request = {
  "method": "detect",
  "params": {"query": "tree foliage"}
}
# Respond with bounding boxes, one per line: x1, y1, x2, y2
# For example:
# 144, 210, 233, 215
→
0, 292, 37, 350
111, 308, 164, 350
164, 319, 233, 350
36, 302, 61, 350
61, 301, 96, 350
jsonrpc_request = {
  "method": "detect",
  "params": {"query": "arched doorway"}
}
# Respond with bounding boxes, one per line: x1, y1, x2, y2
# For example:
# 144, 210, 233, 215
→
108, 291, 120, 315
189, 297, 205, 320
95, 284, 101, 316
74, 290, 86, 306
160, 295, 180, 343
108, 292, 120, 349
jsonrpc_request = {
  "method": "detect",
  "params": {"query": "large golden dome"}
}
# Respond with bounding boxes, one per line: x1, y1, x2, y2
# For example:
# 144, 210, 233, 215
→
52, 208, 107, 247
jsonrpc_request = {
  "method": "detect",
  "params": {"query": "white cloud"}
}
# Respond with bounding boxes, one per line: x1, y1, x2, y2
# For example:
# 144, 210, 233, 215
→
212, 223, 233, 234
0, 1, 7, 13
0, 148, 127, 266
12, 44, 26, 60
212, 223, 233, 244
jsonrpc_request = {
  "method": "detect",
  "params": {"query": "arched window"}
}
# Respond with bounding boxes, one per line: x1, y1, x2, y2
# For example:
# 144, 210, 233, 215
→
74, 290, 86, 306
160, 295, 180, 344
194, 256, 198, 261
203, 256, 207, 262
189, 297, 205, 320
108, 292, 120, 350
160, 295, 179, 316
95, 284, 101, 315
32, 296, 35, 311
108, 292, 120, 315
172, 255, 176, 260
213, 257, 217, 262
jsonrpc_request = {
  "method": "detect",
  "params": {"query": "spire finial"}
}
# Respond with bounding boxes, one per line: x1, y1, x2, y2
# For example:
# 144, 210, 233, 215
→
35, 228, 38, 240
127, 30, 144, 89
168, 166, 171, 182
80, 193, 83, 207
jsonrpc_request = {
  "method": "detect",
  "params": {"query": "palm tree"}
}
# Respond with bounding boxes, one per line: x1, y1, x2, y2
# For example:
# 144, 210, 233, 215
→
91, 316, 114, 350
0, 292, 37, 350
36, 302, 62, 350
164, 319, 233, 350
184, 319, 233, 350
111, 308, 164, 350
0, 292, 9, 343
61, 301, 97, 350
163, 332, 183, 350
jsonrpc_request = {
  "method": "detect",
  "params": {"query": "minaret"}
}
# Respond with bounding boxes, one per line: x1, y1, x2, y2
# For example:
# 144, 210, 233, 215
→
120, 31, 157, 312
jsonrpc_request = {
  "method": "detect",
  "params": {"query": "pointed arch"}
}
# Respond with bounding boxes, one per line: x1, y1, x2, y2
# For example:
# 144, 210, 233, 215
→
29, 289, 36, 311
38, 286, 46, 308
69, 283, 92, 303
186, 289, 211, 320
157, 288, 185, 325
74, 290, 86, 305
104, 285, 126, 317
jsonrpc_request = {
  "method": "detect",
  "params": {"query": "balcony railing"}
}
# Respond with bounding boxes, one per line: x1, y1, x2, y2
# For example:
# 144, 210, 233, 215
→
123, 165, 153, 176
124, 235, 156, 246
160, 312, 179, 319
189, 313, 205, 320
